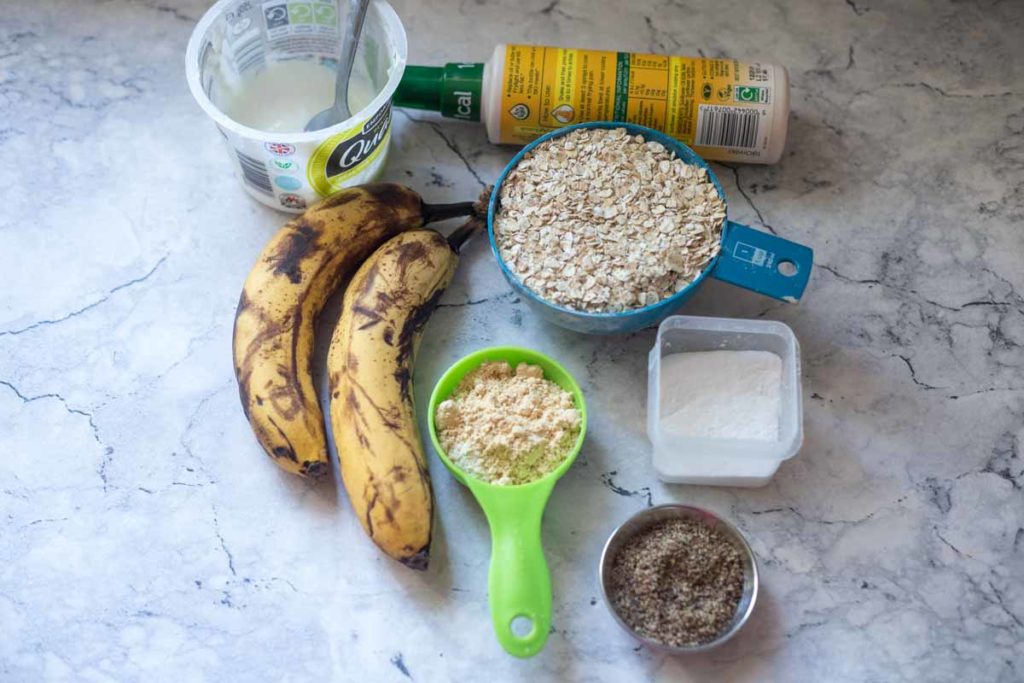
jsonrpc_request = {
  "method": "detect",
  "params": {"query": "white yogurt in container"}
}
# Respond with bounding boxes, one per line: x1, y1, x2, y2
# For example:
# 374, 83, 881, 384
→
219, 61, 376, 134
185, 0, 407, 212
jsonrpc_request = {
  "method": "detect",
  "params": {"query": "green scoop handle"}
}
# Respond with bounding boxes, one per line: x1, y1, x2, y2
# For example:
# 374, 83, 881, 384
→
467, 477, 557, 658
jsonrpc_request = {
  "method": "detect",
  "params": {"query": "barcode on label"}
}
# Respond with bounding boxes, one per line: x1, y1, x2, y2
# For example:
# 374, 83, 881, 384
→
236, 151, 273, 194
694, 105, 761, 150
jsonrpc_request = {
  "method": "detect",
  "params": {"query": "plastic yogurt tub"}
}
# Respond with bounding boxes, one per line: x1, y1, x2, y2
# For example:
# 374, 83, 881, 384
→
186, 0, 407, 212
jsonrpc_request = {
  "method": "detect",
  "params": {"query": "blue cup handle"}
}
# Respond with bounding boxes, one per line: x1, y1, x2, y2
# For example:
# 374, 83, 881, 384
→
710, 221, 814, 302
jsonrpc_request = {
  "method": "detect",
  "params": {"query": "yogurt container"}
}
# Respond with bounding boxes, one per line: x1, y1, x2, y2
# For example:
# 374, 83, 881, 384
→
186, 0, 407, 212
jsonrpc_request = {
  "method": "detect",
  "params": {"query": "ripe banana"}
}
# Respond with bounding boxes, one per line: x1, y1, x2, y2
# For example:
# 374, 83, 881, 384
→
328, 219, 482, 569
233, 184, 476, 478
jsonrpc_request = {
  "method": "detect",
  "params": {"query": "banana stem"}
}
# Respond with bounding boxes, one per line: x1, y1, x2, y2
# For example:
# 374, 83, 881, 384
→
423, 185, 495, 225
422, 200, 476, 223
474, 185, 495, 220
447, 216, 485, 253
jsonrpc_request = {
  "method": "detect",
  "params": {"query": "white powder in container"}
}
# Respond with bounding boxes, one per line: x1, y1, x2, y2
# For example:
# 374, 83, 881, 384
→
660, 350, 782, 441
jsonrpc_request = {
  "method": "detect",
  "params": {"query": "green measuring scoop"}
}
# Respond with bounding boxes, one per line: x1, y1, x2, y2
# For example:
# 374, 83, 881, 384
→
427, 346, 588, 658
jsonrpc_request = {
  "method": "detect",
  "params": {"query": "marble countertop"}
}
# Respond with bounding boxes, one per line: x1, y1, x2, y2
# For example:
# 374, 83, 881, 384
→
2, 0, 1022, 680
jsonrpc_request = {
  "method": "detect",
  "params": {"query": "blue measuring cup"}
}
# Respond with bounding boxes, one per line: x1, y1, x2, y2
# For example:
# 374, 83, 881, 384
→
486, 122, 814, 334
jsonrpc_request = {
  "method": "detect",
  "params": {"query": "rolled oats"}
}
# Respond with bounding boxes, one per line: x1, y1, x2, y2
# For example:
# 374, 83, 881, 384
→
494, 128, 727, 313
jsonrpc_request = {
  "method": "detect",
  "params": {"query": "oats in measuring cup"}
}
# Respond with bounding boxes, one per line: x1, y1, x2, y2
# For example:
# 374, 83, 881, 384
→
493, 127, 727, 313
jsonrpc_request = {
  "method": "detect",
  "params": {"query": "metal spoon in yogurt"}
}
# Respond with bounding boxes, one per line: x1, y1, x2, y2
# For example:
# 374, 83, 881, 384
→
304, 0, 371, 131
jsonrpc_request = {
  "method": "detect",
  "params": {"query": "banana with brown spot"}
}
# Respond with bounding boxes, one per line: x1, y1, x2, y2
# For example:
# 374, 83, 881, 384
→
328, 220, 481, 568
233, 183, 476, 478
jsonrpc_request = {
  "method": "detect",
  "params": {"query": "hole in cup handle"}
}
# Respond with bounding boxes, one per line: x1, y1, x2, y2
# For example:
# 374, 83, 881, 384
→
777, 259, 798, 277
510, 615, 535, 639
712, 221, 815, 302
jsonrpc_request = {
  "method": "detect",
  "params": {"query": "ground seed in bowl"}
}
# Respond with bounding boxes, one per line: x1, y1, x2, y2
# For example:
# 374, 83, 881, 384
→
434, 361, 580, 485
494, 127, 727, 313
607, 517, 744, 647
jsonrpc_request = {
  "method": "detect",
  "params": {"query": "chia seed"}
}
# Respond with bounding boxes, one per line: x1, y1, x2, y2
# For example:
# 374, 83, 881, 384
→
607, 517, 745, 647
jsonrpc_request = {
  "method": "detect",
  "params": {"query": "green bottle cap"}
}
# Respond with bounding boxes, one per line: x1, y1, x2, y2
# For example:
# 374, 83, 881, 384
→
394, 63, 484, 122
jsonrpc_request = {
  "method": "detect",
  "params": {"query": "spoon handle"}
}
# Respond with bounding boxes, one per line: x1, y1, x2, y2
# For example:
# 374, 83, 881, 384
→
334, 0, 371, 114
472, 480, 556, 658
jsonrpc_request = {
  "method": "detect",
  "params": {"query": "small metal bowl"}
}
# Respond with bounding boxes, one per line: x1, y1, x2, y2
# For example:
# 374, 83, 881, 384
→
598, 504, 759, 653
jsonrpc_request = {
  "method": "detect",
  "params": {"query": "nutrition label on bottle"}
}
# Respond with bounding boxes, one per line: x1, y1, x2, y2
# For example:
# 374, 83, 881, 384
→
498, 45, 781, 161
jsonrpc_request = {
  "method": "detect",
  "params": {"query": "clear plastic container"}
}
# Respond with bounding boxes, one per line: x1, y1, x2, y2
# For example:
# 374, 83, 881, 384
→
185, 0, 407, 212
647, 315, 803, 487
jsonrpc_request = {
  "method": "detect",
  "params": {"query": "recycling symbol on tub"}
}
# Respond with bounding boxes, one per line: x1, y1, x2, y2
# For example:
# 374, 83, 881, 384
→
307, 101, 392, 197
